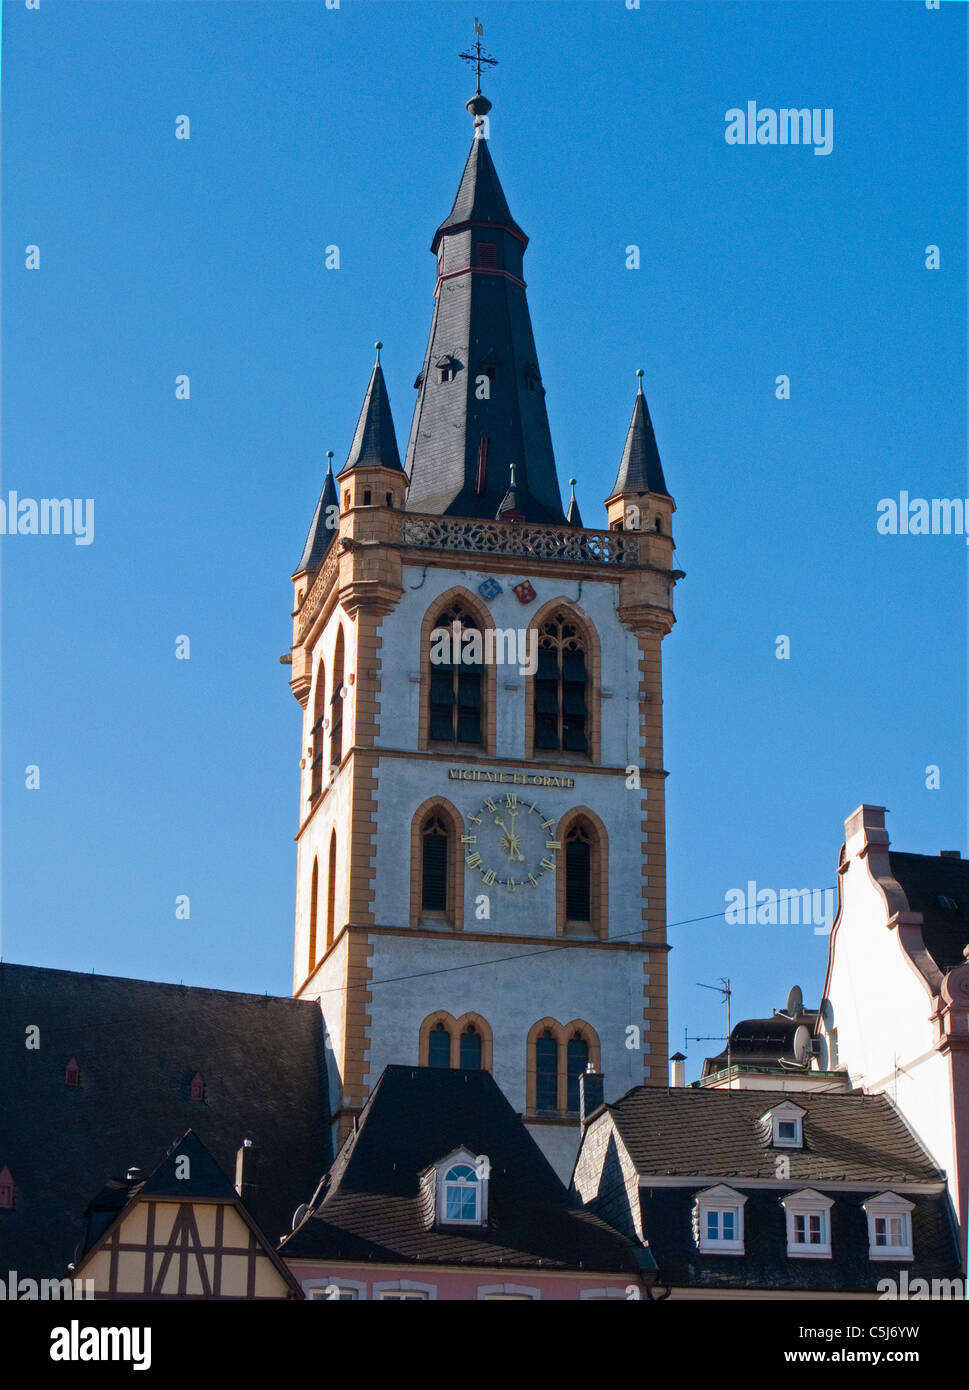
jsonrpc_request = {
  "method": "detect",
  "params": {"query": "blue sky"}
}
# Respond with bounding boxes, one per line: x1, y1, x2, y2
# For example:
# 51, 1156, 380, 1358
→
2, 0, 965, 1078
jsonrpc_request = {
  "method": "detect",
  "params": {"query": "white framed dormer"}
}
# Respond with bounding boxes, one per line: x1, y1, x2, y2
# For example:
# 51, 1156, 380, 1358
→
434, 1147, 489, 1227
863, 1192, 915, 1261
763, 1100, 806, 1149
782, 1189, 833, 1258
694, 1184, 747, 1254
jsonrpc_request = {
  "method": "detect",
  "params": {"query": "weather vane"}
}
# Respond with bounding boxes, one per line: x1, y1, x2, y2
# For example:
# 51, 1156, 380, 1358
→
459, 18, 498, 94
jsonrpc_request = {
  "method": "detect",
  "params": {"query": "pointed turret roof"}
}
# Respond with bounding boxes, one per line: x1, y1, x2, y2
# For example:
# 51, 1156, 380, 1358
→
610, 372, 670, 499
340, 348, 402, 475
432, 135, 526, 251
405, 94, 565, 525
296, 452, 339, 574
566, 478, 583, 528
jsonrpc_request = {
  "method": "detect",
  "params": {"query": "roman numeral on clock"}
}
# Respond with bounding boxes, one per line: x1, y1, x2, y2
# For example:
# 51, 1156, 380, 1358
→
540, 857, 555, 871
545, 840, 560, 850
466, 852, 482, 868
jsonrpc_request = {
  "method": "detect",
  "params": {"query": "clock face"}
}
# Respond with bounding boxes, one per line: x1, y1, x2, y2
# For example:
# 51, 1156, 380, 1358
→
462, 791, 560, 891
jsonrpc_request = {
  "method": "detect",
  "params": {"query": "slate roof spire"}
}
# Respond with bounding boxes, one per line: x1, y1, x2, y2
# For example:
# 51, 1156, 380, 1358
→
609, 369, 670, 500
340, 343, 403, 475
404, 85, 565, 525
296, 450, 339, 574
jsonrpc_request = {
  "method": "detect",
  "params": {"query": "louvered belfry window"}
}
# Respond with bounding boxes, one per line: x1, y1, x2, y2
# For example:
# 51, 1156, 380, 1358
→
310, 664, 326, 800
534, 612, 588, 752
536, 1029, 558, 1112
566, 1033, 590, 1113
330, 629, 345, 767
459, 1024, 482, 1070
565, 822, 592, 923
429, 603, 483, 745
428, 1021, 450, 1068
421, 815, 449, 912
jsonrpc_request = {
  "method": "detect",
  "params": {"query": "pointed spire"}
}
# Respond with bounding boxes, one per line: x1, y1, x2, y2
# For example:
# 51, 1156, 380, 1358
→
340, 344, 402, 474
296, 449, 339, 574
432, 137, 525, 252
609, 369, 670, 499
566, 478, 583, 528
496, 461, 525, 521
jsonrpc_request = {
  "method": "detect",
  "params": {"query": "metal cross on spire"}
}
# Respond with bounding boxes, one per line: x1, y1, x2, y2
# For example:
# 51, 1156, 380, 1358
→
459, 18, 498, 94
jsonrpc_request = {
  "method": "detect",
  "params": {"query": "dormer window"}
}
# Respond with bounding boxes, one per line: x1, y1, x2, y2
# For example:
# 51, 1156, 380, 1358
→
434, 1148, 488, 1227
64, 1057, 81, 1087
694, 1185, 747, 1254
863, 1193, 914, 1260
189, 1071, 205, 1102
763, 1101, 805, 1148
436, 355, 457, 385
0, 1166, 14, 1210
782, 1189, 833, 1258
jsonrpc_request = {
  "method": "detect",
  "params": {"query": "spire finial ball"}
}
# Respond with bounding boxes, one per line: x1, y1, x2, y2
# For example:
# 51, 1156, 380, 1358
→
636, 368, 644, 380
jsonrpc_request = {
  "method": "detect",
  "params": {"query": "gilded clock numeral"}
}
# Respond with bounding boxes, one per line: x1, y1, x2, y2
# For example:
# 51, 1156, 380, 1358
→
483, 797, 497, 812
545, 840, 560, 850
461, 834, 477, 844
468, 814, 482, 825
527, 801, 537, 814
466, 852, 483, 868
482, 868, 497, 886
505, 791, 517, 808
541, 818, 555, 832
540, 857, 555, 871
506, 878, 516, 892
527, 873, 539, 887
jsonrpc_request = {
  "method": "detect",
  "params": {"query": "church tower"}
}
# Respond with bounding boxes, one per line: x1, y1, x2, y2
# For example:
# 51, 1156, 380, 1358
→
286, 66, 680, 1174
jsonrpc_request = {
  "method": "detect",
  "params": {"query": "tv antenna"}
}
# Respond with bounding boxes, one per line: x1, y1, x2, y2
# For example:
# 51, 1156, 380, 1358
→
690, 977, 732, 1074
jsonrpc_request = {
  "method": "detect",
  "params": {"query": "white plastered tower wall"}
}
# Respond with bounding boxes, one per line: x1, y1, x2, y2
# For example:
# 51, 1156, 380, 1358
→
819, 805, 969, 1268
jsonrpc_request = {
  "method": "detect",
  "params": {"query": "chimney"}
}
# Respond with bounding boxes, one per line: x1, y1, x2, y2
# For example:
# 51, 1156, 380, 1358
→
579, 1065, 605, 1124
670, 1052, 687, 1088
234, 1138, 255, 1201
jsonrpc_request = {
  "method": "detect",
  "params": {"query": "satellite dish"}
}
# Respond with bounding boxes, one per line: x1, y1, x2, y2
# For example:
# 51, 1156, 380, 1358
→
786, 985, 803, 1017
793, 1025, 812, 1064
291, 1203, 309, 1231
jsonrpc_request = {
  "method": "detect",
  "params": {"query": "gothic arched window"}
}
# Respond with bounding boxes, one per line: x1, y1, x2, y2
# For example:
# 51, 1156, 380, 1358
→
308, 856, 319, 972
535, 1029, 558, 1113
459, 1024, 482, 1070
325, 831, 337, 951
428, 1021, 450, 1069
421, 814, 449, 913
566, 1033, 590, 1113
565, 822, 592, 924
429, 602, 483, 745
310, 662, 326, 801
534, 611, 588, 753
330, 628, 345, 768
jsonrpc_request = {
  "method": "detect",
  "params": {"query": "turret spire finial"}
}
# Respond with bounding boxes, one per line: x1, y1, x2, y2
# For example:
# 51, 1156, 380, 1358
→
461, 19, 497, 131
326, 449, 334, 472
374, 340, 383, 364
636, 367, 644, 393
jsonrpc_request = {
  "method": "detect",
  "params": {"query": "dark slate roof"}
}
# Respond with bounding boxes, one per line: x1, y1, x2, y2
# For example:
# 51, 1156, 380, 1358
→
339, 361, 402, 474
282, 1065, 649, 1274
609, 383, 670, 499
639, 1187, 958, 1294
609, 1087, 942, 1185
431, 136, 526, 250
79, 1130, 238, 1257
889, 850, 969, 973
405, 134, 565, 525
0, 963, 331, 1279
296, 459, 338, 574
598, 1087, 959, 1292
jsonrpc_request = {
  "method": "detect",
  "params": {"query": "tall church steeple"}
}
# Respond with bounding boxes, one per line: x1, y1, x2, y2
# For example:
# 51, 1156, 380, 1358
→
404, 86, 565, 524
